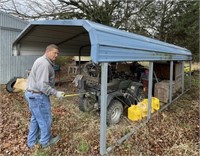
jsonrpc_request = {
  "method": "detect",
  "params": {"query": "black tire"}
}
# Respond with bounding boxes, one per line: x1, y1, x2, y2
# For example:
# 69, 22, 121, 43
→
137, 87, 146, 102
107, 99, 123, 125
6, 77, 22, 93
79, 97, 95, 112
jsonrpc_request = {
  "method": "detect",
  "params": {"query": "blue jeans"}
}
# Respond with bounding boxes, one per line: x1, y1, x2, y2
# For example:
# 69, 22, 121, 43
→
25, 91, 52, 148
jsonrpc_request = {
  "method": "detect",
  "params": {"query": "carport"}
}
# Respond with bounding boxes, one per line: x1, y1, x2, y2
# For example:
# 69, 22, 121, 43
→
12, 19, 192, 155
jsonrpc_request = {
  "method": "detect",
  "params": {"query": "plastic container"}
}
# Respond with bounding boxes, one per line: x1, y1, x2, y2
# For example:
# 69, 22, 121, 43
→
152, 97, 160, 110
137, 102, 154, 117
128, 105, 142, 121
141, 97, 160, 111
137, 97, 160, 117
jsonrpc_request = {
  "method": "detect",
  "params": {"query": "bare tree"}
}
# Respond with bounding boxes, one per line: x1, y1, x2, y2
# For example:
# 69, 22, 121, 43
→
0, 0, 152, 29
0, 0, 63, 20
0, 0, 153, 38
57, 0, 153, 28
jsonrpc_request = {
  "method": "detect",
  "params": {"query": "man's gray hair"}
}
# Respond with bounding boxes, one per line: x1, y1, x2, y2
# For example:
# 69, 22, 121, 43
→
45, 44, 59, 52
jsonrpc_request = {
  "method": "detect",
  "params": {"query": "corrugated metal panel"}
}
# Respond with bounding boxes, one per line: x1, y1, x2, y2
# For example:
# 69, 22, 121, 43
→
13, 19, 192, 63
0, 28, 38, 84
0, 11, 28, 29
0, 12, 37, 84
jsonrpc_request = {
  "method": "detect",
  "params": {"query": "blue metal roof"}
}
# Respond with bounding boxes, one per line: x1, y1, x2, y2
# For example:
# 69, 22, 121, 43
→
13, 19, 192, 63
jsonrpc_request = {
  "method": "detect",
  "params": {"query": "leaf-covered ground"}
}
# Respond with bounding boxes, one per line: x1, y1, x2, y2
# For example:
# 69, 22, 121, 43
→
0, 72, 199, 156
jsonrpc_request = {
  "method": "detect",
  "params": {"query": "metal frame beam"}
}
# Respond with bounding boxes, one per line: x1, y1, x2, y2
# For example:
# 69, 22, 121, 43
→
169, 61, 174, 103
189, 61, 192, 88
181, 61, 185, 94
147, 62, 153, 121
100, 63, 108, 155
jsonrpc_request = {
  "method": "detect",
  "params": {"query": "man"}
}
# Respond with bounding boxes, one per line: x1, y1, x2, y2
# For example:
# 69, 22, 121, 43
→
25, 44, 64, 149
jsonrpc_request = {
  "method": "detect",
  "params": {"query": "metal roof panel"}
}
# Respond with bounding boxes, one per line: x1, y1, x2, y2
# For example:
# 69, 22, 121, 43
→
13, 19, 192, 62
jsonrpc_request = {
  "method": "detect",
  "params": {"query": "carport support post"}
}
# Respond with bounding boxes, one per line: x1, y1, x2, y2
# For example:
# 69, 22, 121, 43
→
181, 61, 185, 94
169, 61, 174, 103
189, 61, 192, 88
100, 63, 108, 156
147, 62, 153, 121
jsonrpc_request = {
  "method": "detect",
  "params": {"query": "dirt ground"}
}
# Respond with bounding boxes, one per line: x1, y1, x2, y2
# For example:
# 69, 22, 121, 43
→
0, 69, 199, 156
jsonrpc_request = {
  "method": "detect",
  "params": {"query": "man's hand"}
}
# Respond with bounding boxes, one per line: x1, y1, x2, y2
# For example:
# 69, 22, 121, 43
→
56, 91, 65, 98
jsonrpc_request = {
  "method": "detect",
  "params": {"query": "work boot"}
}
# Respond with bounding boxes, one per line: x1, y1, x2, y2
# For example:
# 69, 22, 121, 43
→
42, 135, 60, 148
